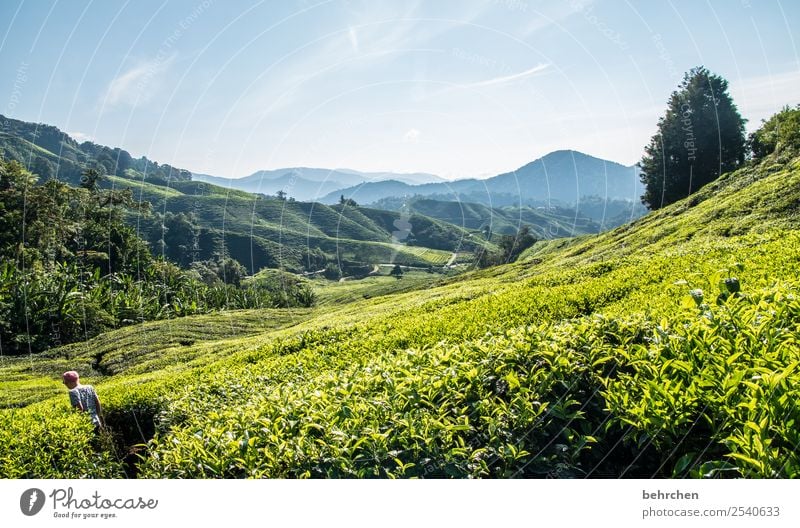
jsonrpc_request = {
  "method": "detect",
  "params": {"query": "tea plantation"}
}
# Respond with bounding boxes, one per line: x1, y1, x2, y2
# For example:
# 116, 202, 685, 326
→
1, 149, 799, 478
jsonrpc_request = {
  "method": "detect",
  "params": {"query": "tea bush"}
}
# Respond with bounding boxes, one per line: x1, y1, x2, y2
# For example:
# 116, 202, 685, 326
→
0, 404, 123, 478
136, 278, 800, 478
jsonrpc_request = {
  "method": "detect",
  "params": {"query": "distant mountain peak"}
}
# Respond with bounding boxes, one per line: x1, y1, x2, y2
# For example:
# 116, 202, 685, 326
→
320, 149, 644, 205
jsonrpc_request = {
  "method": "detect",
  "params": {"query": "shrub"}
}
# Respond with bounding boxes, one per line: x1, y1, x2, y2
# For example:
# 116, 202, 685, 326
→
749, 105, 800, 160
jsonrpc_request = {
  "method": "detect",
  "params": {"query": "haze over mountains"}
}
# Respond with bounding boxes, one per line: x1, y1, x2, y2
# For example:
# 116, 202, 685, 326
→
1, 113, 643, 214
192, 167, 446, 202
191, 151, 646, 229
319, 150, 644, 206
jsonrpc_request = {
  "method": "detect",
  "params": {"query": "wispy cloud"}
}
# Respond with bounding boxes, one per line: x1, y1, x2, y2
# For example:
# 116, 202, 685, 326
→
464, 62, 550, 88
105, 54, 176, 107
68, 131, 94, 143
403, 128, 420, 143
232, 2, 492, 125
730, 68, 800, 129
348, 26, 359, 53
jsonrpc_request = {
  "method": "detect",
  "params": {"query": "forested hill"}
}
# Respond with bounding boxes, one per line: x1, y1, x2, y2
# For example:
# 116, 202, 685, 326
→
371, 196, 644, 235
0, 114, 490, 273
0, 114, 191, 186
0, 116, 494, 355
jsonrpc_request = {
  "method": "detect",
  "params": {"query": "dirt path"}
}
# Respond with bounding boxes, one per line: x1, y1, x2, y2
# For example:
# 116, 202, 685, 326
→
444, 252, 458, 267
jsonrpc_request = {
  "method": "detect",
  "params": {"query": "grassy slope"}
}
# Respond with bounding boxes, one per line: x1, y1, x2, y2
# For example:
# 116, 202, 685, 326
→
105, 174, 468, 271
310, 269, 457, 305
400, 198, 598, 238
1, 153, 799, 478
0, 132, 63, 161
0, 309, 313, 408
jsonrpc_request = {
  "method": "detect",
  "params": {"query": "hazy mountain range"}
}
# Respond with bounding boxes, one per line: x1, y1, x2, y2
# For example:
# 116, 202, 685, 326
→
192, 167, 445, 201
193, 150, 644, 207
319, 150, 644, 206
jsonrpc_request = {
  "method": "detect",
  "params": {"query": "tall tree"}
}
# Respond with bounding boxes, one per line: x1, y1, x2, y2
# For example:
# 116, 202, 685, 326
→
639, 67, 746, 209
499, 225, 537, 262
80, 167, 103, 193
161, 212, 200, 267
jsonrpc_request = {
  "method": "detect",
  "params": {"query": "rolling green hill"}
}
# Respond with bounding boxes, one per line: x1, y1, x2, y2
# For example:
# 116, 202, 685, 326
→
319, 150, 647, 230
110, 177, 475, 272
0, 115, 488, 274
0, 114, 192, 186
371, 196, 601, 238
2, 141, 799, 478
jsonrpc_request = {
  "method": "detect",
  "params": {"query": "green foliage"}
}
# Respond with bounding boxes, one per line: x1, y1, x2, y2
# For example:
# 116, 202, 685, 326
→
0, 157, 316, 353
373, 195, 608, 237
339, 194, 358, 207
159, 212, 200, 267
1, 115, 491, 277
749, 105, 800, 160
640, 67, 746, 209
0, 114, 189, 186
474, 226, 537, 268
190, 256, 247, 286
80, 167, 103, 193
311, 270, 448, 305
133, 275, 800, 478
0, 404, 123, 478
246, 268, 317, 308
602, 280, 800, 477
499, 225, 537, 262
323, 263, 342, 280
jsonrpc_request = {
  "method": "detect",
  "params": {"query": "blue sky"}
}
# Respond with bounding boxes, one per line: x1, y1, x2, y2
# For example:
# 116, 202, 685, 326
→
1, 0, 798, 179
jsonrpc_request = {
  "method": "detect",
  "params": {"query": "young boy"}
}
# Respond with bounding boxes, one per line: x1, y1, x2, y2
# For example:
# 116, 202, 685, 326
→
62, 371, 104, 429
